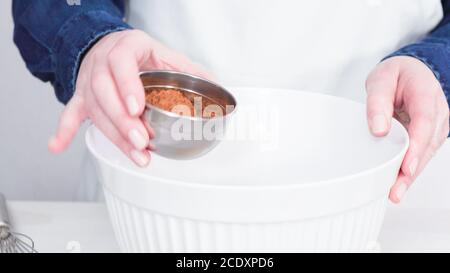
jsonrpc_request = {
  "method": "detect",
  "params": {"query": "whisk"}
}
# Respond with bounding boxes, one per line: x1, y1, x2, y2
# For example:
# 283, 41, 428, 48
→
0, 193, 37, 253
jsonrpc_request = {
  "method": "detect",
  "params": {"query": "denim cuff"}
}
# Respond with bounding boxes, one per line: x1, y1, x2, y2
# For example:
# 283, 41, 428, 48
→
52, 10, 132, 104
384, 43, 450, 107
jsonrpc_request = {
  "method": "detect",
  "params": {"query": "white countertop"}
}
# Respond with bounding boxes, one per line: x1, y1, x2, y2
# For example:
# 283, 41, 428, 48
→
7, 201, 450, 253
8, 202, 120, 253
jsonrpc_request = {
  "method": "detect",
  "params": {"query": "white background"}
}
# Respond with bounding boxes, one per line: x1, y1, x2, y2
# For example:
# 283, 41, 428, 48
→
0, 0, 449, 208
0, 0, 88, 200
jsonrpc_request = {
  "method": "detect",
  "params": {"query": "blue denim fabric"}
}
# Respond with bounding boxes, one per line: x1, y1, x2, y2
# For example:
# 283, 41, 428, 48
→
385, 1, 450, 108
12, 0, 450, 107
12, 0, 131, 104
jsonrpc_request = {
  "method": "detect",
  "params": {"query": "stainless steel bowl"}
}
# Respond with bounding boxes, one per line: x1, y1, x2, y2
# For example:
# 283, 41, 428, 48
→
141, 71, 237, 160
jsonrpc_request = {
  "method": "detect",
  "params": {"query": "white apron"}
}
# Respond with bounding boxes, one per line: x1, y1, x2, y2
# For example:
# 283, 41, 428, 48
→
128, 0, 443, 102
78, 0, 443, 201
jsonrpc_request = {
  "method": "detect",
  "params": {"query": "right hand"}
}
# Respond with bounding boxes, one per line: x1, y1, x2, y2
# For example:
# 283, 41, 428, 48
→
48, 29, 212, 167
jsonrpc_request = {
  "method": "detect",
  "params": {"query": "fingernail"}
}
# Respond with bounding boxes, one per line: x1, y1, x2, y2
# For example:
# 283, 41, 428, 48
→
48, 136, 57, 145
128, 129, 148, 150
130, 150, 149, 167
371, 114, 387, 135
395, 182, 408, 201
48, 136, 58, 151
409, 158, 419, 177
126, 95, 139, 116
148, 142, 156, 151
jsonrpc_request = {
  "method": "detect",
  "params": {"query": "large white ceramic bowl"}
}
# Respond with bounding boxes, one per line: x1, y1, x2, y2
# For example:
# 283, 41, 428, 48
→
86, 87, 409, 253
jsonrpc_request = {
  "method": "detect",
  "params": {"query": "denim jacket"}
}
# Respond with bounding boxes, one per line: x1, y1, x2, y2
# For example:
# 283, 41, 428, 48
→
12, 0, 450, 107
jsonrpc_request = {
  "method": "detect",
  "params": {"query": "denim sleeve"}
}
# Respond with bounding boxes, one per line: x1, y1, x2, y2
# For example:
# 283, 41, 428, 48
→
12, 0, 132, 104
385, 1, 450, 108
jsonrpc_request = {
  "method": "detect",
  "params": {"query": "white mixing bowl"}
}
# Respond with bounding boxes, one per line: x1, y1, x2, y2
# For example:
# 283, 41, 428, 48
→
86, 87, 409, 253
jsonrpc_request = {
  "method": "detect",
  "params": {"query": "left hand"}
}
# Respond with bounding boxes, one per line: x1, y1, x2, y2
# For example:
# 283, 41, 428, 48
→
366, 56, 449, 203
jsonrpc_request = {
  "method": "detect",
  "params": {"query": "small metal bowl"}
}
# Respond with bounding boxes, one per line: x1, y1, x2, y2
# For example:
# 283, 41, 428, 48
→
141, 71, 237, 160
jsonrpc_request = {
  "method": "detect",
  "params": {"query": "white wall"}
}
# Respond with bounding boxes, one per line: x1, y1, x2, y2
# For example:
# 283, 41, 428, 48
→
0, 0, 449, 207
0, 0, 87, 201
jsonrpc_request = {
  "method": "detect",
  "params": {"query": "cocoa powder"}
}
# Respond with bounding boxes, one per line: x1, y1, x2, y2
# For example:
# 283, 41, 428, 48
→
145, 87, 222, 118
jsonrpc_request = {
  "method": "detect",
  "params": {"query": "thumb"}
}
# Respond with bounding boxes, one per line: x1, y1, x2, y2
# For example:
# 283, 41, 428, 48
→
365, 61, 399, 137
145, 38, 216, 81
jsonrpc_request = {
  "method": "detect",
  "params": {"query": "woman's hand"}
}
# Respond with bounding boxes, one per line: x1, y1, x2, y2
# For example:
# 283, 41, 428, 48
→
48, 29, 211, 167
366, 56, 449, 203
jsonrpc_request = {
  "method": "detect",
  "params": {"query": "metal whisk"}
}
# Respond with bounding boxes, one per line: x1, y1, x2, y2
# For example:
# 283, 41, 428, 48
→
0, 193, 37, 253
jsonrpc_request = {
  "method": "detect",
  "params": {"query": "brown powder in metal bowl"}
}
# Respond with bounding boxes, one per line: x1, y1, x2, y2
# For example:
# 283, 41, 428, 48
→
145, 88, 194, 116
145, 88, 223, 118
